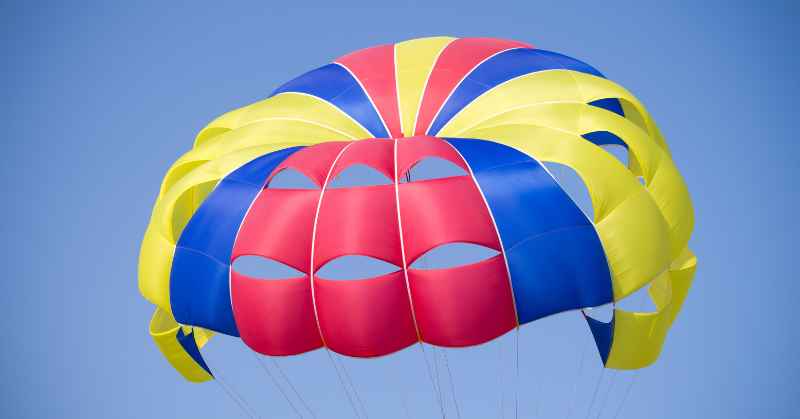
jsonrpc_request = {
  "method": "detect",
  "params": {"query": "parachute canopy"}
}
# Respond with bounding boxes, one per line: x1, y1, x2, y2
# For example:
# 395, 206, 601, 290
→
139, 37, 696, 383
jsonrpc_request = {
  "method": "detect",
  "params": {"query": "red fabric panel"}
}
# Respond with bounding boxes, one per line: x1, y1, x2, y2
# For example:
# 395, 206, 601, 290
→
232, 189, 318, 272
268, 141, 349, 186
396, 135, 468, 177
408, 255, 516, 346
398, 176, 501, 263
313, 185, 402, 268
414, 38, 531, 135
231, 273, 323, 355
230, 137, 517, 357
314, 272, 417, 356
329, 138, 395, 181
335, 45, 402, 138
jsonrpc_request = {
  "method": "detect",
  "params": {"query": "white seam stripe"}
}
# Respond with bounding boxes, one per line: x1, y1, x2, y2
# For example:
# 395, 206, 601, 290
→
309, 142, 355, 347
412, 38, 455, 135
394, 44, 404, 136
425, 47, 525, 135
271, 91, 372, 138
228, 147, 302, 332
442, 139, 520, 327
334, 62, 392, 138
393, 138, 423, 341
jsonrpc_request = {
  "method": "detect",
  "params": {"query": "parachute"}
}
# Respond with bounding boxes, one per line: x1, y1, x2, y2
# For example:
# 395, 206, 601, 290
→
139, 36, 696, 403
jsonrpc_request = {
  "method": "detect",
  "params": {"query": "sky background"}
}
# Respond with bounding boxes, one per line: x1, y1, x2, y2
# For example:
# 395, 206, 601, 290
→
3, 1, 798, 418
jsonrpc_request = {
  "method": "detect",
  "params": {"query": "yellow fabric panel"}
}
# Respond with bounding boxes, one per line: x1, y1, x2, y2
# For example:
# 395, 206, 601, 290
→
194, 127, 232, 149
436, 70, 582, 137
436, 70, 670, 153
193, 104, 250, 148
139, 225, 179, 311
595, 188, 672, 297
557, 72, 670, 153
138, 142, 308, 310
605, 248, 697, 369
459, 124, 672, 299
576, 105, 691, 259
160, 119, 353, 198
447, 102, 693, 259
168, 180, 217, 240
192, 327, 214, 348
235, 93, 373, 139
192, 91, 372, 148
158, 160, 207, 200
618, 98, 647, 132
394, 36, 456, 136
150, 308, 213, 382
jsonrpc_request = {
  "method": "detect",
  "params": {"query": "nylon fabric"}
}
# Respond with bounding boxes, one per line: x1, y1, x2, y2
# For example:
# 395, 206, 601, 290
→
394, 37, 456, 136
138, 37, 696, 381
446, 138, 613, 323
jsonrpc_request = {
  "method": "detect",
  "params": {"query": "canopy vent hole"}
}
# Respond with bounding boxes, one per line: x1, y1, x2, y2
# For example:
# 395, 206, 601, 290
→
542, 162, 594, 220
401, 157, 467, 182
316, 255, 400, 280
232, 255, 306, 279
328, 164, 392, 188
410, 242, 499, 270
583, 303, 614, 323
267, 168, 319, 189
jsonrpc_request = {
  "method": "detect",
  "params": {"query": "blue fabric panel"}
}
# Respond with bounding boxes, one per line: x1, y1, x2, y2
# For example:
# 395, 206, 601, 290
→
588, 98, 625, 117
270, 63, 389, 138
584, 314, 614, 365
539, 50, 605, 78
176, 328, 213, 376
171, 147, 302, 336
171, 248, 237, 335
428, 49, 605, 135
445, 138, 613, 324
504, 227, 615, 322
175, 179, 261, 262
582, 131, 628, 148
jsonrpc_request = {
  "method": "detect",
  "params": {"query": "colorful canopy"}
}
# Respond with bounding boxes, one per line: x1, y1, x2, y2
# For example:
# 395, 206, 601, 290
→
139, 37, 696, 382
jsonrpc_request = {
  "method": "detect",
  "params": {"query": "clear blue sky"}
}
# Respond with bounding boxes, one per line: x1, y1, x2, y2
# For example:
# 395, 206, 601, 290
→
3, 1, 797, 418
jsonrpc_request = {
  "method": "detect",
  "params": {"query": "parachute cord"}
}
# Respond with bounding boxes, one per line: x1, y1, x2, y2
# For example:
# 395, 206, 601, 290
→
565, 338, 588, 419
271, 357, 317, 419
252, 354, 302, 419
611, 372, 638, 419
497, 338, 505, 419
325, 349, 362, 419
419, 343, 446, 419
531, 371, 542, 419
432, 347, 443, 399
607, 285, 644, 419
336, 354, 369, 419
584, 367, 606, 419
441, 350, 462, 419
405, 166, 443, 419
214, 371, 259, 419
402, 394, 412, 419
595, 370, 618, 419
514, 328, 520, 419
432, 347, 447, 417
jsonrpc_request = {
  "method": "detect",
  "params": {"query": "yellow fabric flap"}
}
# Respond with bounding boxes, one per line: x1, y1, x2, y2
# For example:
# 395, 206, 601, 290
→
606, 248, 697, 369
149, 308, 214, 382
